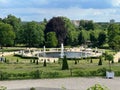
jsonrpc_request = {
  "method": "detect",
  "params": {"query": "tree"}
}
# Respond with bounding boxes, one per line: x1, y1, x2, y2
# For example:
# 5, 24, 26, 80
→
78, 30, 89, 45
62, 17, 78, 46
90, 30, 99, 47
36, 59, 39, 65
0, 23, 15, 48
3, 14, 21, 45
46, 32, 58, 47
79, 20, 95, 30
23, 21, 44, 47
98, 56, 102, 65
62, 56, 69, 70
106, 54, 113, 71
107, 24, 120, 50
45, 17, 67, 45
98, 31, 107, 47
43, 60, 47, 67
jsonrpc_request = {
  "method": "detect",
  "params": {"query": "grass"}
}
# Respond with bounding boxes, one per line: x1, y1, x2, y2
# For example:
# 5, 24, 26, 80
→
0, 48, 120, 80
0, 54, 120, 79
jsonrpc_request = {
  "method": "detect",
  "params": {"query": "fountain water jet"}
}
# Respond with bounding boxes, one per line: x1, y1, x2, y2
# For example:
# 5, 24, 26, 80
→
43, 46, 46, 57
60, 43, 64, 58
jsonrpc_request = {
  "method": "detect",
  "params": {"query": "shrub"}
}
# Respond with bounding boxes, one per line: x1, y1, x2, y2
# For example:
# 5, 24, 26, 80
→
115, 71, 120, 76
87, 84, 109, 90
62, 56, 69, 70
97, 68, 107, 76
43, 72, 60, 78
36, 59, 39, 65
43, 60, 47, 67
0, 71, 9, 80
31, 70, 42, 79
30, 87, 36, 90
98, 57, 102, 65
118, 58, 120, 63
0, 86, 7, 90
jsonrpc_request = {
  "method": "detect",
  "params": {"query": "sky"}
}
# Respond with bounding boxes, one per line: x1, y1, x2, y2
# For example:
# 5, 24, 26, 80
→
0, 0, 120, 22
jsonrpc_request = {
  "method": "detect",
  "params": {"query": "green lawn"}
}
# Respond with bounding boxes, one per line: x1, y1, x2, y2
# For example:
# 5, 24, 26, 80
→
0, 54, 120, 80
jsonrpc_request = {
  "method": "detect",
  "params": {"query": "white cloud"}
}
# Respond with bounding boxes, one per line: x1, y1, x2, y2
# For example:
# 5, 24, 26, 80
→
1, 7, 120, 22
111, 0, 120, 7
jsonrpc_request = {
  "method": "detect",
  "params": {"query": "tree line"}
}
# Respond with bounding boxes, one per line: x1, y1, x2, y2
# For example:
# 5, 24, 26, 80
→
0, 14, 120, 50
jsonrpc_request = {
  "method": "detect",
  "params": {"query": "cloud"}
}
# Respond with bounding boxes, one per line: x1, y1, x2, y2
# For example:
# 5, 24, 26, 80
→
0, 0, 120, 22
1, 7, 120, 22
111, 0, 120, 7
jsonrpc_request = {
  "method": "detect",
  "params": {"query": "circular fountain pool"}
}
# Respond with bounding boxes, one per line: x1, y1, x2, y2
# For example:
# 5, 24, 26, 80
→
38, 51, 91, 58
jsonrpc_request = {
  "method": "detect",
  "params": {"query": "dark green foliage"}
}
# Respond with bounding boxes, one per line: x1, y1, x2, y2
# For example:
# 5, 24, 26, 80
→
36, 59, 39, 65
45, 17, 67, 45
90, 58, 93, 63
43, 60, 47, 67
0, 71, 9, 80
33, 59, 35, 63
4, 58, 6, 63
62, 56, 69, 70
111, 60, 114, 64
75, 60, 77, 64
30, 59, 32, 63
16, 59, 19, 63
98, 57, 102, 65
79, 20, 95, 30
31, 70, 41, 79
98, 31, 106, 47
118, 58, 120, 63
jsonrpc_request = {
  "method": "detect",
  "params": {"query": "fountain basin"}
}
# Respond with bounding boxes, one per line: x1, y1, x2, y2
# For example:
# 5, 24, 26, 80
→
38, 51, 91, 58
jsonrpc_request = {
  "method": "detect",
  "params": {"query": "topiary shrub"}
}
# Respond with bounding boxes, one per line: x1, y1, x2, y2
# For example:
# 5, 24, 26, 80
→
62, 55, 69, 70
43, 60, 47, 67
98, 56, 102, 65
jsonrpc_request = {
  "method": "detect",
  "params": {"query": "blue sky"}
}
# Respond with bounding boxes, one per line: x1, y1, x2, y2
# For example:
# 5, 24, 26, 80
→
0, 0, 120, 22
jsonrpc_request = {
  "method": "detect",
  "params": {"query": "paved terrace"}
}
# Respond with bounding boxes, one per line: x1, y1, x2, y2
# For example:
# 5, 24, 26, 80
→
0, 77, 120, 90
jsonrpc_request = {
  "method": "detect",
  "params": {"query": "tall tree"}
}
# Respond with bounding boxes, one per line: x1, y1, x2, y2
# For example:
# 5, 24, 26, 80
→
0, 23, 15, 48
23, 21, 44, 47
106, 54, 113, 71
3, 14, 21, 45
107, 24, 120, 50
45, 17, 67, 45
78, 30, 89, 45
62, 17, 78, 46
46, 32, 58, 47
98, 31, 107, 47
90, 30, 98, 46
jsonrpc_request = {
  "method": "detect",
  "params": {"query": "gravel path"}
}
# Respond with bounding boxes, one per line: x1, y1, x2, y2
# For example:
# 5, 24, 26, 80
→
0, 77, 120, 90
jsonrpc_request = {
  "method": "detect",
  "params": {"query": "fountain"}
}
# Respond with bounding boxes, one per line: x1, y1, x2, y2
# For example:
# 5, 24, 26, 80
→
60, 43, 64, 58
43, 46, 46, 57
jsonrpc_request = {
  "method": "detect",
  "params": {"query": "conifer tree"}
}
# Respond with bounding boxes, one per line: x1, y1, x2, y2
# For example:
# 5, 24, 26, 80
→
62, 56, 69, 70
